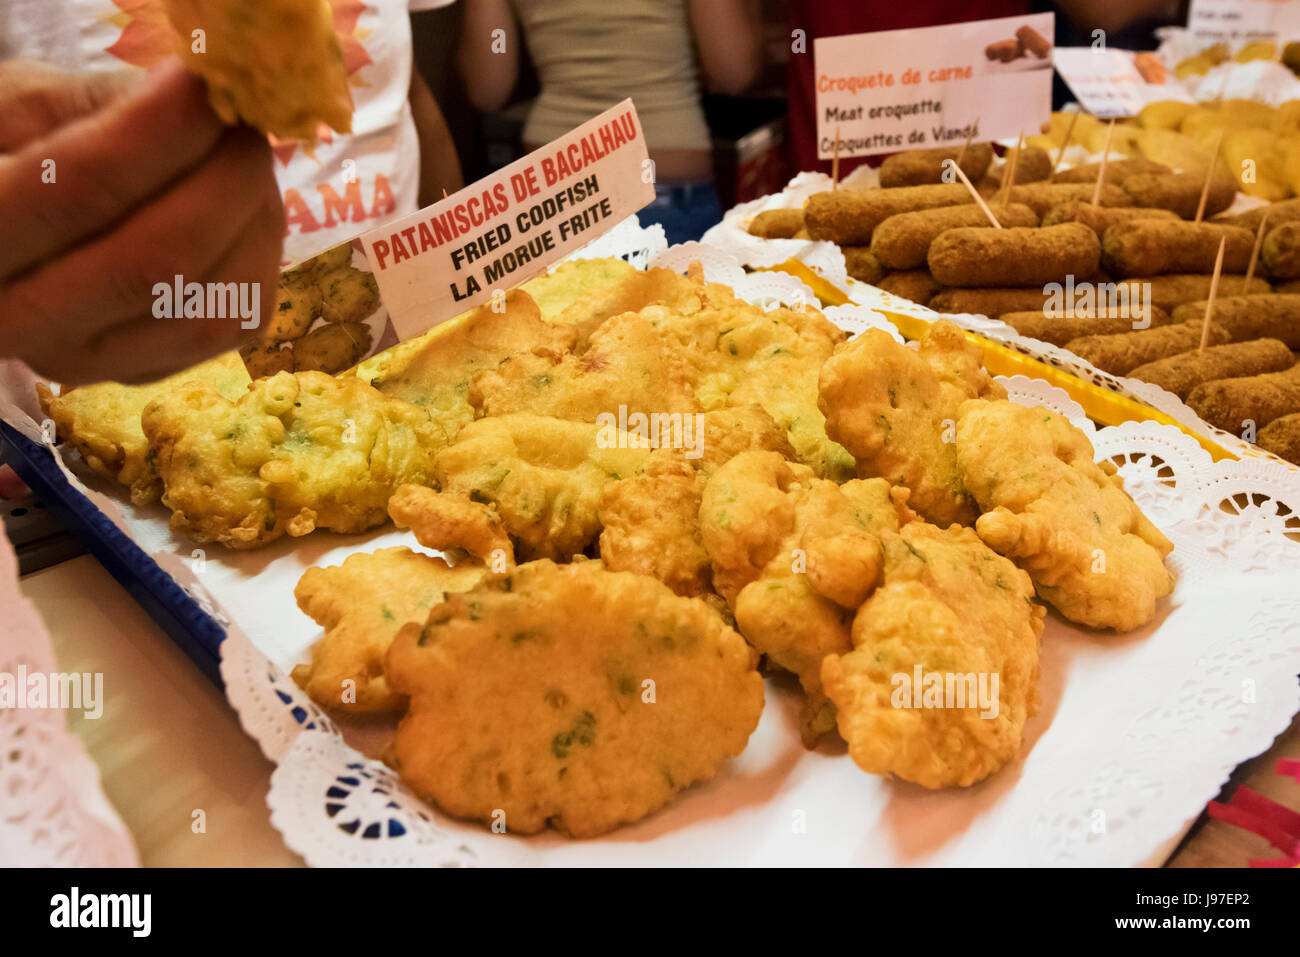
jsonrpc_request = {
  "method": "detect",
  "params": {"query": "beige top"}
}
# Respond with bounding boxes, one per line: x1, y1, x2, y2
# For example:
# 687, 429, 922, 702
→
512, 0, 711, 152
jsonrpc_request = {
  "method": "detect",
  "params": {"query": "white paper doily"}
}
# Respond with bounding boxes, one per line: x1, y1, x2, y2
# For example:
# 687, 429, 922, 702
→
0, 532, 139, 867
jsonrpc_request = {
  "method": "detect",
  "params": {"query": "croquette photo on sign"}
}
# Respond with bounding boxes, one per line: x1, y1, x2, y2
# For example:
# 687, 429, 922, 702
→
361, 99, 655, 341
814, 13, 1054, 159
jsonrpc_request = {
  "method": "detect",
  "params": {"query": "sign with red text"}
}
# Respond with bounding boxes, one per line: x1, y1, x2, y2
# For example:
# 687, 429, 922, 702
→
814, 13, 1054, 159
360, 99, 654, 339
1054, 47, 1193, 118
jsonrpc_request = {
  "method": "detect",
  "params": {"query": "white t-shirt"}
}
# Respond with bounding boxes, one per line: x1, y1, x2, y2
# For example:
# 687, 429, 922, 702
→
0, 0, 451, 264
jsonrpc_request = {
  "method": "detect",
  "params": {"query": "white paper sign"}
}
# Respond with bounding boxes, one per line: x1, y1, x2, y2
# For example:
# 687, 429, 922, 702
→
361, 99, 654, 339
1054, 47, 1193, 118
1189, 0, 1300, 45
813, 13, 1054, 159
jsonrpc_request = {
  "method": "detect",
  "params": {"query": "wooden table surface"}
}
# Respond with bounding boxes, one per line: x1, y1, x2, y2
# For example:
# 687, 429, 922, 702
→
18, 554, 1300, 868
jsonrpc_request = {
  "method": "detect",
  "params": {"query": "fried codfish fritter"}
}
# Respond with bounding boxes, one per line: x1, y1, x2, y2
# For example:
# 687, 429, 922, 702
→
821, 521, 1045, 789
519, 258, 638, 322
818, 320, 1006, 527
955, 400, 1175, 631
464, 266, 854, 478
597, 407, 795, 598
530, 262, 704, 348
36, 352, 251, 505
163, 0, 353, 141
361, 260, 692, 398
470, 310, 700, 422
292, 547, 486, 713
632, 280, 856, 479
385, 560, 765, 837
434, 413, 652, 561
142, 371, 442, 548
599, 456, 714, 599
699, 450, 912, 744
387, 484, 515, 568
367, 290, 576, 442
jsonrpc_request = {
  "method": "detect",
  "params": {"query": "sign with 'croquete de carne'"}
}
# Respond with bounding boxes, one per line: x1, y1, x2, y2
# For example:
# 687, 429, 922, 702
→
814, 13, 1055, 159
360, 99, 654, 339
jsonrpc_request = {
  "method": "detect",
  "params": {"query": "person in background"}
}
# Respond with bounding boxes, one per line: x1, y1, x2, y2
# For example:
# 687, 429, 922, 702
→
458, 0, 762, 245
785, 0, 1180, 178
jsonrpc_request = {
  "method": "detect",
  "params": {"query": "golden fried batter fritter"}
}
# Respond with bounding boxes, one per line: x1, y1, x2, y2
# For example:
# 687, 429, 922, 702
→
822, 522, 1044, 789
599, 457, 712, 597
728, 353, 856, 481
469, 311, 700, 422
388, 484, 515, 569
530, 262, 703, 347
367, 290, 577, 444
631, 280, 856, 479
518, 258, 639, 324
385, 560, 764, 837
36, 351, 251, 505
292, 547, 486, 713
700, 451, 911, 743
955, 400, 1174, 630
597, 407, 795, 597
142, 371, 442, 548
691, 405, 797, 473
819, 320, 1005, 526
163, 0, 353, 141
434, 414, 651, 561
239, 339, 295, 379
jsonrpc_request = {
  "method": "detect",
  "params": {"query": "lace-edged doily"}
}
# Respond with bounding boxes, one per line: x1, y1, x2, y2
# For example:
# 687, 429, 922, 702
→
0, 535, 138, 867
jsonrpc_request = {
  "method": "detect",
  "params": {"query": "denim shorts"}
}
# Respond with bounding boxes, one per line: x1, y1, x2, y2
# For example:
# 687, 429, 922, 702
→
639, 178, 724, 247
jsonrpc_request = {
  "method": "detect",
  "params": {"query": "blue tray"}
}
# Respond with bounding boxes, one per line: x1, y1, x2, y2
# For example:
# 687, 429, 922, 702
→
1, 421, 226, 686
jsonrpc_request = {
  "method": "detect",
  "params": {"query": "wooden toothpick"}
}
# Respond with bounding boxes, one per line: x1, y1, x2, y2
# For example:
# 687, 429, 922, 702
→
1194, 130, 1225, 224
1245, 213, 1269, 287
998, 131, 1024, 203
832, 124, 841, 190
950, 160, 1003, 228
1050, 111, 1081, 183
955, 119, 979, 169
1199, 235, 1226, 352
1091, 119, 1115, 207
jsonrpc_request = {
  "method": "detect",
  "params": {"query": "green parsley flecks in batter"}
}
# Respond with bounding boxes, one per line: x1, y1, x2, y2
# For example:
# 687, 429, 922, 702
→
551, 711, 596, 759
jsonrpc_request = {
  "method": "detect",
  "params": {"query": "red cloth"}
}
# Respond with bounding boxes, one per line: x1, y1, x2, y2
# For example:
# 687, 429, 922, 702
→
787, 2, 1033, 176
